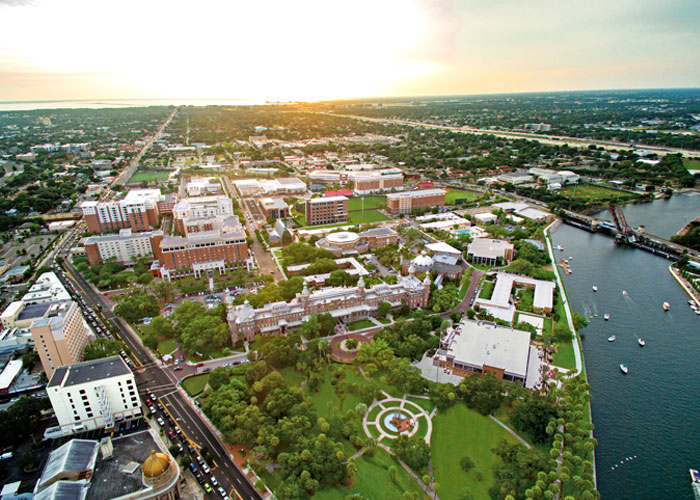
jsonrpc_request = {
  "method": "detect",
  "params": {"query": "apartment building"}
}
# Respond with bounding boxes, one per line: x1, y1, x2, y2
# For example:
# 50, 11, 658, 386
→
353, 172, 404, 195
83, 229, 163, 266
81, 189, 163, 234
305, 196, 348, 225
259, 197, 289, 219
172, 195, 233, 233
45, 356, 141, 437
386, 189, 446, 213
30, 300, 90, 379
155, 229, 248, 277
186, 177, 221, 196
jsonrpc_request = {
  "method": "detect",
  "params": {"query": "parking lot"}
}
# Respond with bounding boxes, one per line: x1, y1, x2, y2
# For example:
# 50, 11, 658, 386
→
0, 233, 56, 269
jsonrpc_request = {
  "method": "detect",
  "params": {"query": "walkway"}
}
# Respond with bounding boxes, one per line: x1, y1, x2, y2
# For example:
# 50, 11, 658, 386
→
489, 415, 531, 449
363, 396, 433, 444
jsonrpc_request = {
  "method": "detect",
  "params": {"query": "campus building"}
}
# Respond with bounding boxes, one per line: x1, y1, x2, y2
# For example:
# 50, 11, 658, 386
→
30, 300, 91, 379
473, 272, 555, 323
259, 197, 290, 219
386, 189, 446, 213
227, 273, 431, 342
315, 227, 399, 256
22, 272, 72, 304
172, 195, 233, 221
404, 242, 465, 280
305, 196, 349, 225
186, 177, 221, 196
34, 431, 180, 500
45, 356, 141, 438
466, 238, 515, 266
353, 172, 404, 195
434, 319, 539, 387
83, 229, 162, 266
232, 177, 306, 196
81, 189, 163, 234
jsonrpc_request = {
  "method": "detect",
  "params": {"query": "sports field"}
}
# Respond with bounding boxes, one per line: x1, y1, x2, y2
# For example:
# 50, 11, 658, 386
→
560, 184, 638, 202
444, 188, 481, 204
347, 196, 386, 211
295, 209, 388, 228
129, 170, 170, 183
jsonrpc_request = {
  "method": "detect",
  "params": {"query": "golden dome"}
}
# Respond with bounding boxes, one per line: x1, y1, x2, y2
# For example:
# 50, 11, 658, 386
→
142, 450, 170, 478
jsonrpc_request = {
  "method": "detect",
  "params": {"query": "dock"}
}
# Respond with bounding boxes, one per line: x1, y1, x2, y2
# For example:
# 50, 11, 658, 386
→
560, 258, 571, 275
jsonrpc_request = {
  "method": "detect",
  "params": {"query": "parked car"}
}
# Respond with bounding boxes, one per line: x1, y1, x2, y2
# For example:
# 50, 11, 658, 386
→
156, 417, 165, 427
204, 483, 213, 494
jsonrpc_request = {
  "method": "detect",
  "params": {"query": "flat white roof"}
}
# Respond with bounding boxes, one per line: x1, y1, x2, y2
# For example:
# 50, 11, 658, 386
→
309, 196, 348, 203
426, 242, 462, 255
387, 189, 446, 199
467, 238, 514, 259
0, 359, 23, 390
449, 320, 531, 377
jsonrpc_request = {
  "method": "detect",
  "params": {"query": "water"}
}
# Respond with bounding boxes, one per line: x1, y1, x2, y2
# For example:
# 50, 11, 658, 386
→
0, 98, 269, 111
551, 193, 700, 500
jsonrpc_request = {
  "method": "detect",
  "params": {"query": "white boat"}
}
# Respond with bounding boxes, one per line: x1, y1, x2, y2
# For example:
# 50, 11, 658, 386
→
638, 338, 645, 347
556, 245, 564, 251
604, 313, 610, 320
663, 302, 670, 311
622, 290, 628, 296
620, 364, 628, 374
568, 256, 573, 260
608, 335, 616, 342
592, 286, 598, 292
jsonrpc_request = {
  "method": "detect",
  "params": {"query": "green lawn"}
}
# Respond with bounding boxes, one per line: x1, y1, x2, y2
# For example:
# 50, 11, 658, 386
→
300, 365, 366, 416
478, 281, 495, 299
312, 448, 428, 500
444, 188, 480, 205
348, 210, 388, 224
684, 159, 700, 172
516, 288, 534, 312
347, 196, 386, 211
129, 170, 170, 183
432, 403, 520, 500
377, 317, 391, 324
348, 319, 376, 331
182, 374, 210, 396
492, 403, 549, 454
551, 293, 576, 370
157, 338, 176, 355
407, 396, 435, 413
560, 184, 639, 203
279, 366, 306, 389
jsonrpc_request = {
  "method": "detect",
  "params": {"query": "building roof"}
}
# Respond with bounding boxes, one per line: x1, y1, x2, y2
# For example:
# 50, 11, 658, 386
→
142, 450, 171, 478
34, 481, 88, 500
516, 207, 550, 220
48, 356, 131, 388
309, 196, 348, 203
83, 230, 162, 245
260, 197, 289, 210
1, 301, 25, 320
37, 440, 99, 490
358, 227, 397, 238
0, 359, 23, 391
324, 190, 353, 197
446, 320, 531, 377
426, 242, 462, 255
467, 238, 514, 259
387, 188, 446, 199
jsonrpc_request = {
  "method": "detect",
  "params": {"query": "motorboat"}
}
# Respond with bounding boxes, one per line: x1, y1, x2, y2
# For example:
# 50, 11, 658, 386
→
608, 335, 616, 342
638, 338, 645, 347
663, 302, 670, 311
556, 245, 564, 251
622, 290, 628, 296
604, 314, 610, 320
592, 286, 598, 292
620, 364, 628, 374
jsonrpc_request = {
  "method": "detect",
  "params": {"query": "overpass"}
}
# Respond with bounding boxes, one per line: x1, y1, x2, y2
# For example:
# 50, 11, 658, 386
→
560, 208, 700, 261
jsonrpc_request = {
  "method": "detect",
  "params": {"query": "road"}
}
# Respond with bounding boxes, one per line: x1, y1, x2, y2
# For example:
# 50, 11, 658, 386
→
221, 176, 283, 280
320, 112, 700, 159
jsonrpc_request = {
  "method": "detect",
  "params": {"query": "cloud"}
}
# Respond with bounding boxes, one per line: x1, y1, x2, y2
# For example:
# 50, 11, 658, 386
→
0, 0, 33, 6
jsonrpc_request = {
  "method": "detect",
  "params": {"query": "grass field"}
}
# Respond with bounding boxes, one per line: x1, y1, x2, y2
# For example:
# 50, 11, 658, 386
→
551, 294, 576, 369
129, 170, 170, 183
294, 209, 388, 228
444, 188, 481, 205
348, 319, 375, 331
407, 396, 435, 413
684, 159, 700, 172
560, 184, 639, 203
478, 281, 495, 299
347, 196, 386, 211
432, 403, 519, 500
306, 448, 428, 500
492, 403, 549, 454
278, 366, 306, 389
182, 374, 210, 396
157, 339, 176, 354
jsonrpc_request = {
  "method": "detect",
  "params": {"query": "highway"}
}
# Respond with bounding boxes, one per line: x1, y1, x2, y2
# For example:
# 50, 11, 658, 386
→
42, 109, 263, 500
320, 112, 700, 159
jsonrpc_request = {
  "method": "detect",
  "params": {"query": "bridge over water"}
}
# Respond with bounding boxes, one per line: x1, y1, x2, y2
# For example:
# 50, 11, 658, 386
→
560, 208, 700, 261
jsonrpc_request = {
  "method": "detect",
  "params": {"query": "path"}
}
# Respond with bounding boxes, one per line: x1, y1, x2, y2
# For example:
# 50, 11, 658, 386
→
488, 415, 531, 449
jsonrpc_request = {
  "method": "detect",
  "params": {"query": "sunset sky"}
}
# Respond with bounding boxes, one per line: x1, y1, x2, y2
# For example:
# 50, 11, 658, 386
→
1, 0, 699, 102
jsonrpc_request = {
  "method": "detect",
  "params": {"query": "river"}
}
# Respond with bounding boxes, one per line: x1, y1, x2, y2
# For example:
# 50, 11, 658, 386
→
551, 193, 700, 500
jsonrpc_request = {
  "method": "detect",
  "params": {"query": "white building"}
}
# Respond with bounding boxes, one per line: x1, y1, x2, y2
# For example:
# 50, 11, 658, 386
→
23, 272, 71, 305
474, 272, 555, 322
83, 229, 162, 265
232, 177, 306, 197
186, 177, 221, 196
172, 195, 233, 220
45, 356, 141, 439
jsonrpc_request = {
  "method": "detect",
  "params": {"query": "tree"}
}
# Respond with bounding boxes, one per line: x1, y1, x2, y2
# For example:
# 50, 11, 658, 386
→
554, 323, 572, 342
114, 292, 159, 323
458, 373, 507, 415
572, 312, 589, 332
460, 455, 475, 472
346, 338, 359, 350
377, 301, 391, 318
393, 434, 431, 471
388, 465, 398, 483
146, 316, 176, 340
259, 334, 299, 368
511, 393, 559, 444
83, 338, 123, 360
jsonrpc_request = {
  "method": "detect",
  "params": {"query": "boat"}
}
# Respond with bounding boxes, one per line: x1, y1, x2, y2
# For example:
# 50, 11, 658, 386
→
620, 364, 628, 374
688, 300, 695, 306
568, 256, 573, 260
622, 290, 628, 296
638, 338, 645, 347
663, 302, 670, 311
608, 335, 616, 342
556, 245, 564, 251
604, 314, 610, 320
592, 286, 598, 292
689, 469, 700, 500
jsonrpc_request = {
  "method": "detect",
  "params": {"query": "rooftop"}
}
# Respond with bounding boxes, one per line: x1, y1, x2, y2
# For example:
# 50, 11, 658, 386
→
467, 238, 514, 259
48, 356, 131, 388
309, 196, 348, 203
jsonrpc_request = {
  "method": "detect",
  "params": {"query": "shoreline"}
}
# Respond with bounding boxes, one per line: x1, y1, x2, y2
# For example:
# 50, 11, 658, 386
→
668, 265, 700, 307
544, 219, 597, 489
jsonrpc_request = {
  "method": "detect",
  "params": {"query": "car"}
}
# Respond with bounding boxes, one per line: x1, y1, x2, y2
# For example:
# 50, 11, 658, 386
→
156, 402, 163, 411
173, 366, 183, 371
177, 443, 184, 453
195, 473, 205, 485
167, 431, 175, 441
189, 463, 198, 474
156, 417, 165, 427
148, 405, 155, 413
167, 416, 175, 426
217, 486, 226, 497
178, 433, 186, 444
150, 394, 157, 401
174, 427, 181, 434
202, 464, 210, 474
196, 456, 204, 465
187, 444, 195, 454
204, 483, 213, 493
210, 476, 218, 486
195, 362, 204, 368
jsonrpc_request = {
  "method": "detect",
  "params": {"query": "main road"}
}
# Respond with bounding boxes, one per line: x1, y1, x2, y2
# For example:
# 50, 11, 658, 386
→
318, 112, 700, 158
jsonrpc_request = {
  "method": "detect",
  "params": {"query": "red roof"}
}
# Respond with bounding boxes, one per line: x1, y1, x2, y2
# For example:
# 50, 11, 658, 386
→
416, 181, 434, 188
324, 190, 353, 197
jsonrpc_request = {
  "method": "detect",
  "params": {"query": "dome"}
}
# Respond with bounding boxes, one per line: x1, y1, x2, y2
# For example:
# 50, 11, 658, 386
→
143, 450, 170, 478
413, 250, 433, 268
326, 231, 360, 246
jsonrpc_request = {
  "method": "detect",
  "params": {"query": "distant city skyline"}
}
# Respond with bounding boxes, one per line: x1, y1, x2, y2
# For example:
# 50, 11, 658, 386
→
1, 0, 699, 102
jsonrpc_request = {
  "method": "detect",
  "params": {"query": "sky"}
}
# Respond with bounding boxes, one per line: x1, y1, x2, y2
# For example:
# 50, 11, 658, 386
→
1, 0, 699, 102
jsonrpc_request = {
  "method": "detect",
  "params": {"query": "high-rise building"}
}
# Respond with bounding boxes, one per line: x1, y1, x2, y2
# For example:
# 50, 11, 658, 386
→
305, 196, 348, 225
386, 189, 446, 213
30, 300, 90, 379
83, 229, 162, 266
44, 356, 141, 437
80, 189, 163, 234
